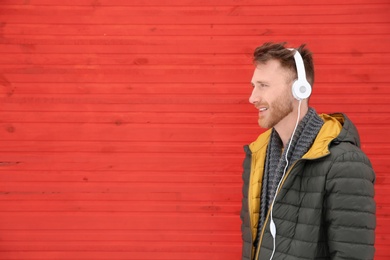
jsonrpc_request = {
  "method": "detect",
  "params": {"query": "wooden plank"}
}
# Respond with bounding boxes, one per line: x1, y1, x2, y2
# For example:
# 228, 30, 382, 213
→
0, 190, 240, 202
0, 94, 388, 107
0, 251, 242, 260
0, 122, 387, 141
0, 93, 388, 106
0, 200, 240, 213
0, 212, 240, 230
0, 82, 389, 96
0, 53, 252, 66
2, 36, 390, 54
0, 241, 236, 254
0, 139, 248, 153
0, 66, 389, 84
1, 53, 390, 66
0, 158, 244, 173
1, 12, 389, 25
3, 24, 390, 36
0, 4, 389, 18
0, 102, 388, 114
0, 170, 242, 183
0, 229, 240, 242
1, 0, 389, 6
0, 111, 387, 126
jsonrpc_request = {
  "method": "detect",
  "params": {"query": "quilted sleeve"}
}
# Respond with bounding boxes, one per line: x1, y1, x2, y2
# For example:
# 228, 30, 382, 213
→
325, 146, 376, 260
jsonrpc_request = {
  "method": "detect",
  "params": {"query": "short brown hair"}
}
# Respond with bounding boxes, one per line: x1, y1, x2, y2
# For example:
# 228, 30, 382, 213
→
253, 42, 315, 86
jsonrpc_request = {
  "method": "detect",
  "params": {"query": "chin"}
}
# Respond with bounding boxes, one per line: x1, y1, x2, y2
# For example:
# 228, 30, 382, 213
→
258, 119, 273, 129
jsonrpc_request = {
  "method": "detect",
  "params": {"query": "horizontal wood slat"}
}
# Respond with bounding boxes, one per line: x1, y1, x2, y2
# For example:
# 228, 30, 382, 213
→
1, 0, 390, 5
1, 4, 389, 18
2, 36, 390, 54
2, 0, 390, 5
0, 68, 389, 84
3, 24, 390, 37
0, 83, 389, 96
2, 53, 390, 66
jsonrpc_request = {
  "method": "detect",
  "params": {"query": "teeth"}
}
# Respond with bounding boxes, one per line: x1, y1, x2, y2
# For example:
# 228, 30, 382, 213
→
259, 108, 268, 111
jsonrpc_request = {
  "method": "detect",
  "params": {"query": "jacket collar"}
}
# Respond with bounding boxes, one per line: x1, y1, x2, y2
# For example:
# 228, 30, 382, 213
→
302, 113, 343, 159
248, 113, 348, 160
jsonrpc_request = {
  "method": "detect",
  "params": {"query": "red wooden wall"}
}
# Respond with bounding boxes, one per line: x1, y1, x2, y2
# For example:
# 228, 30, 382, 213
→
0, 0, 389, 259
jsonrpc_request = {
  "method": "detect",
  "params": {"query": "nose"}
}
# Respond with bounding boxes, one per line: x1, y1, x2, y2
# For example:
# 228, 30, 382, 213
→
249, 87, 260, 104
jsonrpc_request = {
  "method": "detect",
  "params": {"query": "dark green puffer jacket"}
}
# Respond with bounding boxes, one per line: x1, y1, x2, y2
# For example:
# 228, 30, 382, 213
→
240, 113, 376, 260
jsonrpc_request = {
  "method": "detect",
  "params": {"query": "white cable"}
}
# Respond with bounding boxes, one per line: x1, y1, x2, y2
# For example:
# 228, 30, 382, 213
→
269, 100, 302, 260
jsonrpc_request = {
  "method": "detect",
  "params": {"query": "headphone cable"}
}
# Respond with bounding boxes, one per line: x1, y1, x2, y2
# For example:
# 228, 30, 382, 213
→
269, 99, 302, 260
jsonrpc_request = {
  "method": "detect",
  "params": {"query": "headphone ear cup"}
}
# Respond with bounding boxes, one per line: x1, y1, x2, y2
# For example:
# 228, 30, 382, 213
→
292, 79, 312, 100
290, 49, 312, 101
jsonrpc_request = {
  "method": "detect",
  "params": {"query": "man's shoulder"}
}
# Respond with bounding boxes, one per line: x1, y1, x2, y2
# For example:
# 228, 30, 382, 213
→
329, 140, 372, 165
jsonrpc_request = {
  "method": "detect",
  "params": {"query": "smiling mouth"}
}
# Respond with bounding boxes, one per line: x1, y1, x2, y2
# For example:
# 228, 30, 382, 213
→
259, 107, 268, 112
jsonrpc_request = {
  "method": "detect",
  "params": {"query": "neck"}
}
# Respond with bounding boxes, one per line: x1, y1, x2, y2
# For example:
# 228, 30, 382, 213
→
274, 101, 309, 147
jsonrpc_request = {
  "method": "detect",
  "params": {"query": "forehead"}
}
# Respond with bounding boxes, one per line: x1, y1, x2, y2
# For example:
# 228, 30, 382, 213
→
251, 59, 291, 82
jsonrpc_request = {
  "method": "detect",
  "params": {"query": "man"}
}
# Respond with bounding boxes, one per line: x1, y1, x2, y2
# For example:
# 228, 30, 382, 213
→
240, 42, 376, 260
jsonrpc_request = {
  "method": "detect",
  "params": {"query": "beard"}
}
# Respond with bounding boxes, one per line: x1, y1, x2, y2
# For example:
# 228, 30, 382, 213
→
258, 92, 294, 129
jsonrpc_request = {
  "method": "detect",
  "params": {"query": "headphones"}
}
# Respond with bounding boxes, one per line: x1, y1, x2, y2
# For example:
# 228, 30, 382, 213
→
290, 49, 312, 100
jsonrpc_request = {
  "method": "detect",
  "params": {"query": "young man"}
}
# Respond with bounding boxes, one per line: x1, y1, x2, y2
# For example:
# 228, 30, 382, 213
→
240, 42, 376, 260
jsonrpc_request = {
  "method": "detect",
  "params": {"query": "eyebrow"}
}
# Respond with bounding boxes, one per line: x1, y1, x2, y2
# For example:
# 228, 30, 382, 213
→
252, 80, 269, 85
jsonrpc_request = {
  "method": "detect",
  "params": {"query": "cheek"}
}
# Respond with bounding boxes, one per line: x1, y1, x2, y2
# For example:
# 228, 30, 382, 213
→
279, 83, 295, 101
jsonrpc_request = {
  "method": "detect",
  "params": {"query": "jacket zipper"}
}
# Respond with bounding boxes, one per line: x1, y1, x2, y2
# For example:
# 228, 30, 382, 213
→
252, 152, 330, 259
253, 160, 299, 260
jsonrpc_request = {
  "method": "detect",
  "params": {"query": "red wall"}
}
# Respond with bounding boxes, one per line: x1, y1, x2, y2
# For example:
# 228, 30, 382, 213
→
0, 0, 389, 259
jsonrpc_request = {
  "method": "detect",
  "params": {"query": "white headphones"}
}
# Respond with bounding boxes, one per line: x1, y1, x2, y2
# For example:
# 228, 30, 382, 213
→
290, 49, 312, 100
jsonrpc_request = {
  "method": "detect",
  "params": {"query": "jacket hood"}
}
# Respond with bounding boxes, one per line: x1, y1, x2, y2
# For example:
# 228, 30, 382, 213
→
328, 113, 361, 147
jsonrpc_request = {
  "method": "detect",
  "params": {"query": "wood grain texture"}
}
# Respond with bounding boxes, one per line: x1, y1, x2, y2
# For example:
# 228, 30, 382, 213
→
0, 0, 389, 259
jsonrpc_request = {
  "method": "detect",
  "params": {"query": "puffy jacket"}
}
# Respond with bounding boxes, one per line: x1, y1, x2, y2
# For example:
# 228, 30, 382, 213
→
240, 113, 376, 260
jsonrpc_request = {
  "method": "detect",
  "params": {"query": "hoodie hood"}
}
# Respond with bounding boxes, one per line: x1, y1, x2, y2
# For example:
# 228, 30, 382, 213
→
303, 113, 360, 159
328, 113, 361, 147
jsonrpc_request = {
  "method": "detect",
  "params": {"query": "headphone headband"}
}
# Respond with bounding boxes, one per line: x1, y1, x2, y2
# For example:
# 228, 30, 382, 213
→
292, 50, 307, 81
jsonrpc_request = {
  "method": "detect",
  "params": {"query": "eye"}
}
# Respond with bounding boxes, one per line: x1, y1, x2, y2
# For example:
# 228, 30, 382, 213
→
260, 83, 268, 88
